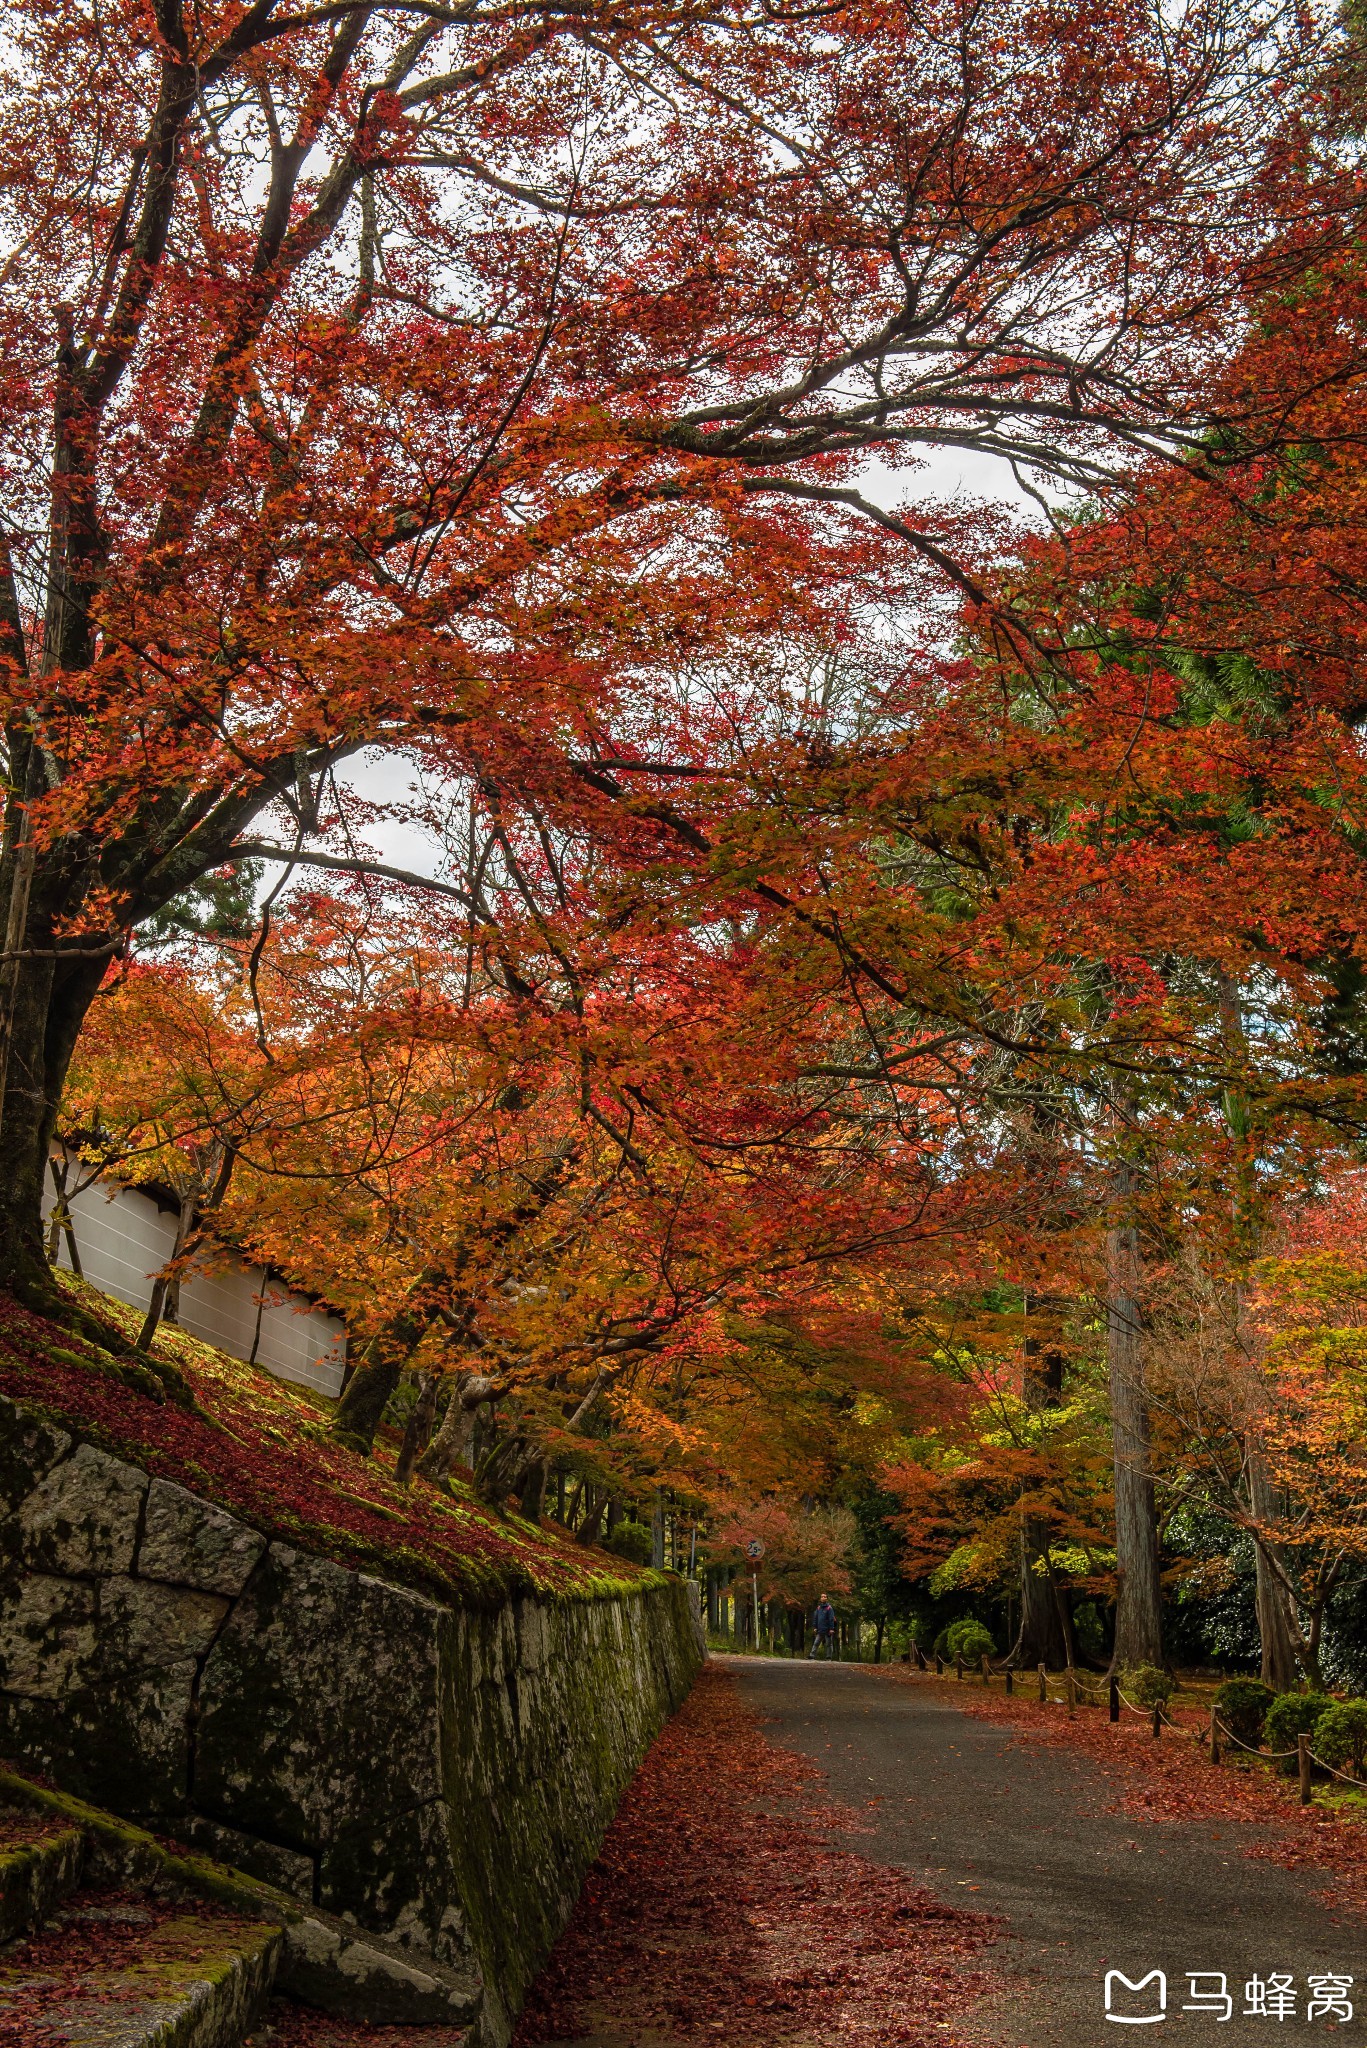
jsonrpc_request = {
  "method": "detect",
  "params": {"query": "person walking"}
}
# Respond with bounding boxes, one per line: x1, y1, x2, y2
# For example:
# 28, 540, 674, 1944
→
809, 1594, 837, 1658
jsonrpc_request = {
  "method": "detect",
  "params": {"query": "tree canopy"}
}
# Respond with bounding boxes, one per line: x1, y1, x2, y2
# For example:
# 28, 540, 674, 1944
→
14, 0, 1367, 1677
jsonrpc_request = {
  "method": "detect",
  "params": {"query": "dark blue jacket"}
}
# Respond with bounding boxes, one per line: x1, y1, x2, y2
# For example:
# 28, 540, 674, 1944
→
813, 1600, 836, 1636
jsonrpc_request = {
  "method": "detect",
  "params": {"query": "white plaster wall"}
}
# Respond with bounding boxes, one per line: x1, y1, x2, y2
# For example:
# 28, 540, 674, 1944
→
42, 1164, 346, 1398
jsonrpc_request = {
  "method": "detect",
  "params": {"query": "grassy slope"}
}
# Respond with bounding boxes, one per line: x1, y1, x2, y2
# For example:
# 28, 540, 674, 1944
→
0, 1275, 649, 1610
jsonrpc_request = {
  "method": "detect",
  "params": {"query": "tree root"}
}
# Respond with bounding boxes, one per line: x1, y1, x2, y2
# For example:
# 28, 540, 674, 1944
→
5, 1275, 194, 1407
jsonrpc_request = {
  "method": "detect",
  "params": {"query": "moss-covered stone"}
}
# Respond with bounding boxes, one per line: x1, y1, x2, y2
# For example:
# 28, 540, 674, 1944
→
181, 1816, 314, 1897
15, 1441, 147, 1575
0, 1899, 285, 2048
0, 1656, 198, 1816
139, 1478, 266, 1596
101, 1577, 231, 1672
435, 1581, 700, 2045
0, 1569, 99, 1696
0, 1391, 701, 2045
0, 1406, 69, 1519
0, 1823, 84, 1941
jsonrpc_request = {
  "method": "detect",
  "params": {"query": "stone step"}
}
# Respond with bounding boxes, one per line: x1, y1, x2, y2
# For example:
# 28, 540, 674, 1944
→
0, 1798, 86, 1941
0, 1885, 284, 2047
0, 1770, 479, 2039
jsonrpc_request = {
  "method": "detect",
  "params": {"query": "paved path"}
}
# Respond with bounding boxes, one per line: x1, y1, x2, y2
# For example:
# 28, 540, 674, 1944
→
723, 1655, 1365, 2045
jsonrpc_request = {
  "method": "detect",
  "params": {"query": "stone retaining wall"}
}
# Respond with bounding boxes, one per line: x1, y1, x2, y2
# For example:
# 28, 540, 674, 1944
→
0, 1394, 703, 2043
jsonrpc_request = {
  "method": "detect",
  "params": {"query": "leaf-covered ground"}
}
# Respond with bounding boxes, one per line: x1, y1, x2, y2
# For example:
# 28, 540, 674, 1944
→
0, 1277, 637, 1606
513, 1662, 999, 2048
247, 2003, 471, 2048
889, 1670, 1367, 1921
246, 1664, 1001, 2048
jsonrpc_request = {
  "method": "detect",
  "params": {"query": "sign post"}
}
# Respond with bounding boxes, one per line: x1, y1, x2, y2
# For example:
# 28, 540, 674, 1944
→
745, 1539, 764, 1652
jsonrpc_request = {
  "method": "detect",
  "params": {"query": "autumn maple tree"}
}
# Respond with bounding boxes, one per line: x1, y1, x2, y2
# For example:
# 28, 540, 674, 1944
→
1, 0, 1362, 1360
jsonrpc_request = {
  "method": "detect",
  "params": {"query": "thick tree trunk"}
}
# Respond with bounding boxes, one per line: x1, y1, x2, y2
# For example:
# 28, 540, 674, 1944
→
578, 1489, 608, 1545
515, 1458, 547, 1520
0, 952, 106, 1313
331, 1272, 452, 1452
1107, 1187, 1164, 1669
1248, 1452, 1301, 1691
1218, 975, 1296, 1689
331, 1332, 414, 1453
0, 940, 191, 1400
1018, 1515, 1069, 1668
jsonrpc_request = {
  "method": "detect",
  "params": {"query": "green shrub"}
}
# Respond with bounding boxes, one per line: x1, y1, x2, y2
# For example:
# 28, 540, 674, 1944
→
1213, 1678, 1275, 1748
1263, 1691, 1335, 1767
1312, 1701, 1367, 1779
1121, 1664, 1174, 1709
882, 1619, 922, 1659
949, 1619, 995, 1663
932, 1618, 995, 1663
601, 1521, 652, 1565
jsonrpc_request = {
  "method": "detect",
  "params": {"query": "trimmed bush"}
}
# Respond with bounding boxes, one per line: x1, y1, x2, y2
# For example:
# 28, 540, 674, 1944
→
1263, 1691, 1335, 1768
1213, 1678, 1275, 1748
957, 1624, 994, 1664
934, 1618, 995, 1664
1121, 1664, 1174, 1709
1312, 1701, 1367, 1780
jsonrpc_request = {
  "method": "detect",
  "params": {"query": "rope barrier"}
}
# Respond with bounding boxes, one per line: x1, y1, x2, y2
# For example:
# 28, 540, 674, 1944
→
1205, 1711, 1367, 1783
1147, 1705, 1367, 1789
918, 1662, 1367, 1789
1077, 1672, 1163, 1719
1304, 1751, 1367, 1789
1207, 1713, 1299, 1761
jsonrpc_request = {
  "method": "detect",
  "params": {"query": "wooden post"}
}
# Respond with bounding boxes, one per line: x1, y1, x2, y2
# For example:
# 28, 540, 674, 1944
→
955, 1652, 963, 1681
1005, 1665, 1014, 1696
1151, 1702, 1162, 1740
1209, 1716, 1220, 1764
934, 1652, 943, 1676
1038, 1662, 1047, 1702
1109, 1676, 1120, 1723
1067, 1670, 1076, 1718
981, 1653, 991, 1686
1299, 1730, 1313, 1805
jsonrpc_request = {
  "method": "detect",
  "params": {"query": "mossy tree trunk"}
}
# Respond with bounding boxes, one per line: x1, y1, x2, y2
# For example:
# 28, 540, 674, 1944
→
332, 1328, 423, 1453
